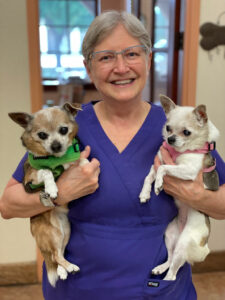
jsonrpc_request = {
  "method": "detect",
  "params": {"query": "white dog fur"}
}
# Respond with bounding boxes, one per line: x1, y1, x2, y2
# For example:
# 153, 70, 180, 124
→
139, 95, 219, 280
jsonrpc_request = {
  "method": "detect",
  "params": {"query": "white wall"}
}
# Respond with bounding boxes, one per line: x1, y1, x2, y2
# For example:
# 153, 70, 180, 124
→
196, 0, 225, 251
0, 0, 36, 263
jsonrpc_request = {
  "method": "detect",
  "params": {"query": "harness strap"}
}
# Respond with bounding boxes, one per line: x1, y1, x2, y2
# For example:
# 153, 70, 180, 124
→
28, 138, 80, 190
162, 141, 216, 173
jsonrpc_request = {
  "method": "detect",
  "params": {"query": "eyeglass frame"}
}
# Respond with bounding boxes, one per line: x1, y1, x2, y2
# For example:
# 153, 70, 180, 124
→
89, 45, 148, 65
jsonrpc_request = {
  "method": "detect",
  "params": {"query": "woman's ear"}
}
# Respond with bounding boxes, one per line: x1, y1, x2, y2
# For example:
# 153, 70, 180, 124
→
83, 60, 93, 82
147, 52, 152, 71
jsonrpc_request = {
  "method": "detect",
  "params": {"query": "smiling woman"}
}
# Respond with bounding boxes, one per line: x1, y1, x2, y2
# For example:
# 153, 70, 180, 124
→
2, 9, 222, 300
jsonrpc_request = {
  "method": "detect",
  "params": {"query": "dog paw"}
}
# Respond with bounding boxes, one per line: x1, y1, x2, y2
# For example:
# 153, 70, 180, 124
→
67, 263, 80, 274
154, 178, 163, 195
57, 265, 68, 280
39, 192, 55, 207
163, 273, 176, 281
152, 262, 169, 275
45, 185, 58, 199
139, 194, 150, 203
152, 267, 162, 275
139, 186, 151, 203
154, 185, 163, 196
139, 197, 148, 203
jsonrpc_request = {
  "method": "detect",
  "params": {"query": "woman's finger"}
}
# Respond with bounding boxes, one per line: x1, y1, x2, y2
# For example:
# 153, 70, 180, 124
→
80, 145, 91, 159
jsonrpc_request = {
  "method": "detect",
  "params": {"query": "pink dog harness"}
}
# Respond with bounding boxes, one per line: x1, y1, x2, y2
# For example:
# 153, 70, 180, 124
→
162, 141, 216, 173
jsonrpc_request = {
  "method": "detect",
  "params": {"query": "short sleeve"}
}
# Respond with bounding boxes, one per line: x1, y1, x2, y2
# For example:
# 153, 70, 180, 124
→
12, 152, 28, 183
212, 150, 225, 185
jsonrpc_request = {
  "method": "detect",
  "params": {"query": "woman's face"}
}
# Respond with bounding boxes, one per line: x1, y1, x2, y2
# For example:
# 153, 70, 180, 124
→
85, 24, 151, 104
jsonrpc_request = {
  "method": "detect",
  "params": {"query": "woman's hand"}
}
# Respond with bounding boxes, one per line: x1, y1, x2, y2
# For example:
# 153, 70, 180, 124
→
56, 146, 100, 205
154, 147, 225, 219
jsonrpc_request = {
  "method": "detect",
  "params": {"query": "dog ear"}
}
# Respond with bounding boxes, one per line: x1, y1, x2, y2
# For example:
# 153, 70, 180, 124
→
160, 94, 176, 114
62, 102, 82, 117
193, 105, 208, 126
8, 112, 33, 129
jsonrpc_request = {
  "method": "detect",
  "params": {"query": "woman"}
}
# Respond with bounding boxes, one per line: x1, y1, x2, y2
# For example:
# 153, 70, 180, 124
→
1, 11, 225, 300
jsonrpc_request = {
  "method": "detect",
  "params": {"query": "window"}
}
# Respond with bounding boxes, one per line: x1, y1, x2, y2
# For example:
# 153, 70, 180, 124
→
133, 0, 183, 104
152, 0, 170, 102
39, 0, 98, 82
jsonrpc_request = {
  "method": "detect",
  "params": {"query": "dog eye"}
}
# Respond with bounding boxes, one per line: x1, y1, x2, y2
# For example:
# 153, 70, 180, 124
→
59, 126, 68, 135
166, 125, 171, 132
38, 132, 48, 140
183, 129, 191, 136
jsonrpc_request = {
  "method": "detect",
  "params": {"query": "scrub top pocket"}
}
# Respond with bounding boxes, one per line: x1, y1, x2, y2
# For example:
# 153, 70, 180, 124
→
143, 263, 197, 300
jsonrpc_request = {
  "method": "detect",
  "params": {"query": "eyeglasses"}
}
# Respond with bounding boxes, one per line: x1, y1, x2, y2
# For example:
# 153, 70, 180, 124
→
90, 45, 147, 67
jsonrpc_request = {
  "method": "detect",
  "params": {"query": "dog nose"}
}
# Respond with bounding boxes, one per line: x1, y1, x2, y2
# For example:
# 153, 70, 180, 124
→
51, 141, 62, 153
168, 135, 176, 145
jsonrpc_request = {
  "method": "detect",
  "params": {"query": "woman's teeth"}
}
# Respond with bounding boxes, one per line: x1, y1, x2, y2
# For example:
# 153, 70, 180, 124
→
113, 79, 134, 85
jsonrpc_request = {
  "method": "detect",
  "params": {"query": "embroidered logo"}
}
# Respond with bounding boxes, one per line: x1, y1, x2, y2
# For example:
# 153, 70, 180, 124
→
147, 281, 160, 288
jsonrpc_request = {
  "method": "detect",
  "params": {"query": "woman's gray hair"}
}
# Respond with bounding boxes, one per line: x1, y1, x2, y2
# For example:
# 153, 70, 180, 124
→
82, 10, 152, 67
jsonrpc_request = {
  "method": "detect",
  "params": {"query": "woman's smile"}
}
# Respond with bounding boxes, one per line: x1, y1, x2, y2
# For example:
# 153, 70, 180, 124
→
109, 78, 136, 87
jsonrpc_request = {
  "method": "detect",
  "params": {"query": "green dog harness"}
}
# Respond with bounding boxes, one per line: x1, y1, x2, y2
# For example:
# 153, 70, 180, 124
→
28, 138, 80, 190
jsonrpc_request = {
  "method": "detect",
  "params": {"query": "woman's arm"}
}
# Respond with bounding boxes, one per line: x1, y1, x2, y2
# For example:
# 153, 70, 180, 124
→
155, 147, 225, 220
0, 146, 100, 219
0, 177, 50, 218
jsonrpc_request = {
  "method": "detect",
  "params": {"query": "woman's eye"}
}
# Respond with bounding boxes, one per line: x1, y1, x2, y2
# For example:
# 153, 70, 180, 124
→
59, 127, 68, 135
183, 129, 191, 136
166, 125, 171, 132
38, 132, 48, 140
126, 51, 138, 58
99, 54, 114, 62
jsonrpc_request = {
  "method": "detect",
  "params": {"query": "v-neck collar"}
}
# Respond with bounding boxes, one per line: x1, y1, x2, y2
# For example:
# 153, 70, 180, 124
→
88, 101, 155, 157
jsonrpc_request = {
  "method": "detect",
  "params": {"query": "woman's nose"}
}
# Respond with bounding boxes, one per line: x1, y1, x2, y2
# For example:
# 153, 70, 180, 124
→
113, 54, 130, 73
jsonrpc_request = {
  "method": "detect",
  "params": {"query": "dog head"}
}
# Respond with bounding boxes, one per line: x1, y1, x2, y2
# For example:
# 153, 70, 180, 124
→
9, 103, 81, 157
160, 95, 219, 152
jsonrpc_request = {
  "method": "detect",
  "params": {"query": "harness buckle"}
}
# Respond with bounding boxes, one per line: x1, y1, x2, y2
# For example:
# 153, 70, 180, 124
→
208, 141, 216, 151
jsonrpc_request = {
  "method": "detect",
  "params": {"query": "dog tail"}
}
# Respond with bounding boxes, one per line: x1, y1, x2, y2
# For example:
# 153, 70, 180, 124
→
43, 252, 58, 287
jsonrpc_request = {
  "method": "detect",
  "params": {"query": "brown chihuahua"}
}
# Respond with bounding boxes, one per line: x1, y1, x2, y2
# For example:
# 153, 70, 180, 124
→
9, 103, 85, 287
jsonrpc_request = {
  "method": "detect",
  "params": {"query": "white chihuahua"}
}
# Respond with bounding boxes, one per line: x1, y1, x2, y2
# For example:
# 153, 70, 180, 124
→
9, 103, 86, 287
139, 95, 219, 281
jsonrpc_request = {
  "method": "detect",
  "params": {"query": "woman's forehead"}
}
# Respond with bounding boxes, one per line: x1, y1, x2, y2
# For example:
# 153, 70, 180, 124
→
93, 24, 140, 52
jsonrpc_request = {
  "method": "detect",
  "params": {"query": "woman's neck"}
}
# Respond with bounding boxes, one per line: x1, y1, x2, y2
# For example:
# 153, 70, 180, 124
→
94, 99, 150, 124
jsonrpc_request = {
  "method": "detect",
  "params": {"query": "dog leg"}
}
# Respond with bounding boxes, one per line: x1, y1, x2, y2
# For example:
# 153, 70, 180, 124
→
154, 165, 167, 195
163, 251, 186, 281
55, 252, 80, 280
152, 218, 180, 275
163, 229, 189, 281
154, 164, 199, 195
139, 165, 156, 203
37, 169, 58, 199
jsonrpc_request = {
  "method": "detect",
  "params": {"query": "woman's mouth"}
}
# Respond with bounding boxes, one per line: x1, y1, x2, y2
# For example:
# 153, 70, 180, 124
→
111, 79, 135, 86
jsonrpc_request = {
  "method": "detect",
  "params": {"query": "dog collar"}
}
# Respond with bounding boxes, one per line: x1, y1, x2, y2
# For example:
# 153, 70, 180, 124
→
162, 141, 216, 173
28, 138, 80, 190
29, 138, 80, 170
